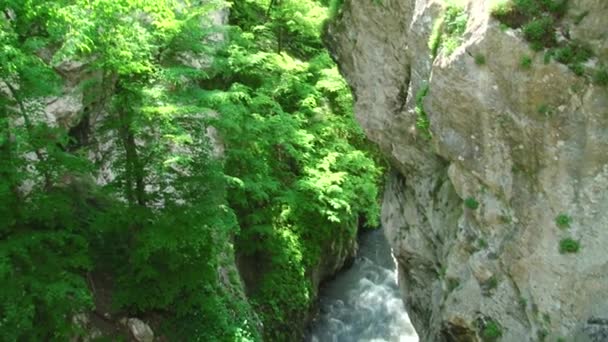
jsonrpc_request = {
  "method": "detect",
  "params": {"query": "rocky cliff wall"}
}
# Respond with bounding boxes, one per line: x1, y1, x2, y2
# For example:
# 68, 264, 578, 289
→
327, 0, 608, 340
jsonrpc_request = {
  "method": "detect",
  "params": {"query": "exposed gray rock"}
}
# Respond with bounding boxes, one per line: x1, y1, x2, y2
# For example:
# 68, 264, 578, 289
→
328, 0, 608, 340
126, 318, 154, 342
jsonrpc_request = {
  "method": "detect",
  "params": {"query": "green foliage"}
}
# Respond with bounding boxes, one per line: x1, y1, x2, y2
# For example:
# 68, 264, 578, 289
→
477, 238, 489, 249
0, 229, 93, 341
491, 0, 608, 80
486, 276, 499, 290
482, 319, 503, 341
465, 197, 480, 210
594, 67, 608, 86
415, 84, 432, 140
522, 16, 555, 46
475, 54, 487, 65
329, 0, 345, 19
559, 238, 580, 254
521, 55, 533, 69
519, 296, 528, 308
491, 0, 516, 17
0, 3, 96, 339
429, 2, 468, 58
1, 0, 382, 340
492, 0, 568, 21
1, 0, 259, 340
555, 213, 572, 228
211, 0, 383, 339
553, 41, 593, 73
537, 104, 553, 116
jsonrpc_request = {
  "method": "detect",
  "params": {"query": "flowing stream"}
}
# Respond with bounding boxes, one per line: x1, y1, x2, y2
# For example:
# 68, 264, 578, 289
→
307, 229, 419, 342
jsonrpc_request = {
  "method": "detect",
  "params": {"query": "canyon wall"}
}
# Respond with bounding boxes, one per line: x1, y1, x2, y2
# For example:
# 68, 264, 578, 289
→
327, 0, 608, 340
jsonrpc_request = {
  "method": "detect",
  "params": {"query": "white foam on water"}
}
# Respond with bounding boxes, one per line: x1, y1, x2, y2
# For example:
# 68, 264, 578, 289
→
307, 229, 419, 342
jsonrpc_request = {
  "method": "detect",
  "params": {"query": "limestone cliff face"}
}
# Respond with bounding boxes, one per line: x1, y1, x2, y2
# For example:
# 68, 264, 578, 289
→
327, 0, 608, 340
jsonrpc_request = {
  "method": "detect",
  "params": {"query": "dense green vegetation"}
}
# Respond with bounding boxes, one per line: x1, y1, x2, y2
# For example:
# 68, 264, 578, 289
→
429, 1, 469, 59
0, 0, 382, 341
491, 0, 607, 83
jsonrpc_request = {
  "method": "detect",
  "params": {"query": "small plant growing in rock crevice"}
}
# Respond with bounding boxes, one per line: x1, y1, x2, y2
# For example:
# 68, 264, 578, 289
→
537, 104, 553, 117
538, 328, 549, 341
559, 238, 580, 254
555, 213, 572, 229
465, 197, 480, 210
519, 296, 527, 309
429, 2, 469, 59
415, 84, 432, 140
523, 16, 556, 47
475, 53, 487, 65
552, 41, 594, 74
594, 67, 608, 86
520, 55, 533, 69
481, 319, 503, 341
481, 275, 499, 296
486, 276, 499, 290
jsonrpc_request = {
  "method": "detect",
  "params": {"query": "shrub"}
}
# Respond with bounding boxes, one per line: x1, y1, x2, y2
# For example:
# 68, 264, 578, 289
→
523, 16, 555, 45
537, 104, 552, 116
559, 238, 580, 254
555, 213, 571, 228
465, 197, 480, 210
544, 0, 568, 17
514, 0, 543, 17
594, 67, 608, 86
554, 42, 593, 65
570, 63, 585, 76
491, 0, 516, 17
415, 84, 432, 139
482, 320, 503, 341
491, 0, 589, 76
475, 54, 487, 65
429, 3, 468, 58
520, 55, 533, 69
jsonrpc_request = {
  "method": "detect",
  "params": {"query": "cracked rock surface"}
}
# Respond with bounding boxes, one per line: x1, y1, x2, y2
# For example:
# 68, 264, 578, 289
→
327, 0, 608, 340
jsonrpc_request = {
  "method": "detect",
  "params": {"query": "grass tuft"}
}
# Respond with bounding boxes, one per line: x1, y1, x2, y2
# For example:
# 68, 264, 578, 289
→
465, 197, 480, 210
559, 238, 580, 254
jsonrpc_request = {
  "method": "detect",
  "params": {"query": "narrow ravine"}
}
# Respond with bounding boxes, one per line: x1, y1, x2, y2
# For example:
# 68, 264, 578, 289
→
307, 229, 419, 342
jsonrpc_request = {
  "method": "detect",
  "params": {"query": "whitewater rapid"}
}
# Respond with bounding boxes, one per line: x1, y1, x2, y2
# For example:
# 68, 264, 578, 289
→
307, 229, 419, 342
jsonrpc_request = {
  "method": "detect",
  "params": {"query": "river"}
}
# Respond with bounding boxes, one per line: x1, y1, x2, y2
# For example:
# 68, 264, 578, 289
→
306, 229, 419, 342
